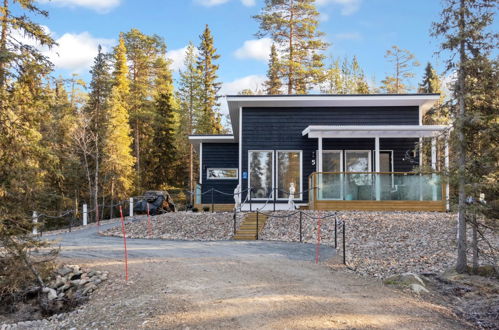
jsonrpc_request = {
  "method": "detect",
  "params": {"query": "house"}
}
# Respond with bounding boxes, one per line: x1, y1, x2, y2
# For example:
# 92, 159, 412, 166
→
189, 94, 449, 212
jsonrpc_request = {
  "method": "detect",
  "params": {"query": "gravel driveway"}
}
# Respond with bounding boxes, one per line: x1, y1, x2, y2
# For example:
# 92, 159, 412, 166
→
44, 220, 335, 262
32, 220, 468, 329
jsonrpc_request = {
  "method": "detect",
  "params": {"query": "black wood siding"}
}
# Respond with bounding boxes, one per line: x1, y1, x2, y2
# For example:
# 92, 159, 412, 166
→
201, 143, 239, 204
241, 107, 420, 203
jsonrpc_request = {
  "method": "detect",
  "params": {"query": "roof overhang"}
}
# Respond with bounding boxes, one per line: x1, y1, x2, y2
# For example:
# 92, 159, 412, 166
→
188, 135, 236, 153
226, 94, 441, 138
302, 125, 450, 138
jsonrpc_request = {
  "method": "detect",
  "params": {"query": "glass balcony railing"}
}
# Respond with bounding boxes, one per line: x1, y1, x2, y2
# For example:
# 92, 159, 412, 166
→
310, 172, 443, 201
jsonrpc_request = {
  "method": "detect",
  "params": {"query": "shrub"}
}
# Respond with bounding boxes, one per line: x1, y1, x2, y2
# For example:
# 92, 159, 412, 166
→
191, 207, 199, 212
202, 206, 210, 212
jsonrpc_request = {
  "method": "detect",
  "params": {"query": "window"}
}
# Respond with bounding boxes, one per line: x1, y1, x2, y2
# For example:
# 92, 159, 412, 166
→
249, 151, 273, 199
277, 151, 302, 200
207, 168, 238, 180
317, 150, 343, 200
345, 150, 372, 172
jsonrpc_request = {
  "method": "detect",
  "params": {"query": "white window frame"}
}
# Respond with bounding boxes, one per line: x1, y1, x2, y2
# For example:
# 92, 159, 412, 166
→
345, 150, 372, 172
276, 150, 303, 201
316, 150, 343, 173
380, 150, 395, 187
206, 168, 239, 180
248, 150, 275, 201
316, 150, 343, 201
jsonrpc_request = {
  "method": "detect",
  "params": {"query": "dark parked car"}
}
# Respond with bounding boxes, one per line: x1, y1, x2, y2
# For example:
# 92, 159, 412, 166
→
134, 191, 176, 215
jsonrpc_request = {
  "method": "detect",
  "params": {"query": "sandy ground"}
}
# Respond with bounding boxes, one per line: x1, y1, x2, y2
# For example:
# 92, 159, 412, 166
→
55, 256, 469, 329
25, 223, 470, 329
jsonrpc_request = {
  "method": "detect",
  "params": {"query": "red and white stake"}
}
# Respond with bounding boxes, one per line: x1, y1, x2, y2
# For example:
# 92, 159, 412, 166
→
315, 212, 322, 264
147, 203, 152, 237
119, 205, 129, 281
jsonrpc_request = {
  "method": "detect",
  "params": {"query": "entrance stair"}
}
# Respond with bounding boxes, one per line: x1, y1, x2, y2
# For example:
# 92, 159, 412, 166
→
233, 212, 267, 240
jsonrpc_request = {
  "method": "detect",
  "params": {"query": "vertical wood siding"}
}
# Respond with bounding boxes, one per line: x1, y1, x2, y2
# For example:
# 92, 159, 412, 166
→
241, 106, 420, 203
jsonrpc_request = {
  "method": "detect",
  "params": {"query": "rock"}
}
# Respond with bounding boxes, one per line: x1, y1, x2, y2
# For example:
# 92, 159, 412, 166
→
53, 275, 65, 288
410, 283, 429, 294
57, 267, 72, 277
43, 287, 58, 301
384, 273, 425, 287
60, 283, 71, 292
82, 283, 97, 295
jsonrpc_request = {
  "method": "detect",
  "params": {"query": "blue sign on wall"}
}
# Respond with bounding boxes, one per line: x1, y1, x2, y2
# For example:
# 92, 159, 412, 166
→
242, 171, 248, 179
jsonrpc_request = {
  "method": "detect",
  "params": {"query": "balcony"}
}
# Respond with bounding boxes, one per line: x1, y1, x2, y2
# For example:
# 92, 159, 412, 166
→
308, 172, 446, 212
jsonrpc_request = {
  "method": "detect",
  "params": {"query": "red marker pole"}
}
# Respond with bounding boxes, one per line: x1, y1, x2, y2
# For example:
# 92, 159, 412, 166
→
119, 205, 128, 281
147, 203, 152, 237
315, 212, 322, 264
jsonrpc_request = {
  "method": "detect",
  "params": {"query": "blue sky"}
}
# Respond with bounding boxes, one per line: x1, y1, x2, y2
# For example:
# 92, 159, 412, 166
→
31, 0, 459, 94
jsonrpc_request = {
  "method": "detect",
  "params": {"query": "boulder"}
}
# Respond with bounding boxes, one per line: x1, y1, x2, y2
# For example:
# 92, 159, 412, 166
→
384, 272, 425, 287
42, 287, 58, 301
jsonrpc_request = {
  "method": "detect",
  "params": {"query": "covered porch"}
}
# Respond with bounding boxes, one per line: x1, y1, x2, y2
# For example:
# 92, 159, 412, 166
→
303, 125, 450, 212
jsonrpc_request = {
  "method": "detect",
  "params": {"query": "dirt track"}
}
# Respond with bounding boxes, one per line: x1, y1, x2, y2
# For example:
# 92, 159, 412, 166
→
38, 222, 469, 329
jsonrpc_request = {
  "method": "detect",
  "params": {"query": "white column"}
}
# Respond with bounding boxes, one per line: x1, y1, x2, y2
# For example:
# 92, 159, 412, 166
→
129, 198, 134, 217
32, 211, 38, 235
445, 136, 450, 211
318, 137, 323, 172
431, 138, 438, 201
375, 137, 381, 201
83, 204, 88, 226
419, 138, 423, 201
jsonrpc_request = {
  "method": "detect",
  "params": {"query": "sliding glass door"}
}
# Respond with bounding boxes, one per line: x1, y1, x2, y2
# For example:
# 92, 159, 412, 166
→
277, 151, 302, 200
249, 151, 273, 199
318, 151, 343, 200
249, 150, 302, 201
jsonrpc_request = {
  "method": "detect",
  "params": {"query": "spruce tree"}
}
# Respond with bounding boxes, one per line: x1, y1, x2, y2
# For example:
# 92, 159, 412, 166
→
196, 25, 223, 134
418, 62, 441, 94
432, 0, 497, 273
85, 45, 113, 222
381, 45, 420, 93
263, 44, 282, 94
254, 0, 328, 94
102, 35, 135, 199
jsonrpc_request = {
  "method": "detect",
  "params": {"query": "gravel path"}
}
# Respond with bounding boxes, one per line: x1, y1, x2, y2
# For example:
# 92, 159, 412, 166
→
19, 218, 470, 329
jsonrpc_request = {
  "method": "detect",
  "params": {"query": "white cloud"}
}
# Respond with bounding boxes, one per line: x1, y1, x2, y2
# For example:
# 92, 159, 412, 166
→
166, 46, 198, 72
333, 32, 362, 41
220, 74, 266, 95
234, 38, 273, 62
196, 0, 256, 7
38, 0, 121, 13
45, 32, 115, 72
316, 0, 361, 15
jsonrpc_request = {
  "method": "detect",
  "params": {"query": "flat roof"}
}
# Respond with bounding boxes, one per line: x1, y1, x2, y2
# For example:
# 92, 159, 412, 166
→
226, 93, 441, 138
303, 125, 450, 138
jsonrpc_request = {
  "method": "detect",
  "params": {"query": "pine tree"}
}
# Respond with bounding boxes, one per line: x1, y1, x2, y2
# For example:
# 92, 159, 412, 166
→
381, 45, 420, 93
254, 0, 328, 94
263, 44, 282, 94
418, 62, 441, 94
123, 29, 166, 188
432, 0, 497, 273
196, 25, 223, 134
102, 35, 135, 199
351, 56, 370, 94
320, 56, 342, 94
321, 56, 369, 94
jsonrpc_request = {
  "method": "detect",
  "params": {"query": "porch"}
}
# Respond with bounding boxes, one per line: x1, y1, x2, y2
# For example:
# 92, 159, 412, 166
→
303, 125, 450, 212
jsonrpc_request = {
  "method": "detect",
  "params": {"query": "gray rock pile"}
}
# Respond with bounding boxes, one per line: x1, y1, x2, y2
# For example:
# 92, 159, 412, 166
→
101, 212, 244, 241
43, 265, 108, 303
260, 211, 498, 279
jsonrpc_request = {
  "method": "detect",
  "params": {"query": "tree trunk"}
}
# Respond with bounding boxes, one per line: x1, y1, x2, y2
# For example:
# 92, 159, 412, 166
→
472, 212, 479, 273
135, 119, 140, 187
190, 143, 194, 205
94, 136, 99, 225
287, 0, 294, 94
456, 0, 468, 274
110, 180, 115, 219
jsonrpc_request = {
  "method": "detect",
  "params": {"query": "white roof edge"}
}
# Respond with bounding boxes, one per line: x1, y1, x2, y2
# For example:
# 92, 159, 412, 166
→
226, 94, 440, 102
302, 125, 450, 136
188, 135, 234, 140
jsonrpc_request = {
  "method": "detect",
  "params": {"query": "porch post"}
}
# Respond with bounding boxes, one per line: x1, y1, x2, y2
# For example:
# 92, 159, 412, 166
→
444, 136, 450, 211
317, 136, 323, 172
431, 138, 437, 201
374, 137, 380, 201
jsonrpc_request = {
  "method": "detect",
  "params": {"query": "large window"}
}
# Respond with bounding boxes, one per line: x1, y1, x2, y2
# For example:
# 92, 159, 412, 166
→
249, 151, 273, 199
207, 168, 238, 180
318, 150, 343, 200
277, 151, 302, 200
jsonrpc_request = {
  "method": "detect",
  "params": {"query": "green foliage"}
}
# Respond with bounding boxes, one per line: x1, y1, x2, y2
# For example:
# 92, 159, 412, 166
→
254, 0, 328, 94
101, 35, 135, 199
320, 55, 370, 94
263, 43, 282, 94
196, 25, 223, 134
381, 45, 420, 93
